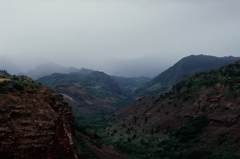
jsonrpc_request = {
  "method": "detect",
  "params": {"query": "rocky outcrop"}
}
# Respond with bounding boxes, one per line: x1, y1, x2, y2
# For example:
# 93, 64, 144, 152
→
0, 80, 77, 159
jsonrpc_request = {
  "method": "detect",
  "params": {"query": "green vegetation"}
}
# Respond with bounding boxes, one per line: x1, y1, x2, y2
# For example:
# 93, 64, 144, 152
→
73, 113, 119, 158
101, 116, 240, 159
73, 134, 96, 159
74, 113, 117, 149
0, 76, 42, 94
171, 116, 209, 142
101, 116, 208, 159
75, 113, 117, 132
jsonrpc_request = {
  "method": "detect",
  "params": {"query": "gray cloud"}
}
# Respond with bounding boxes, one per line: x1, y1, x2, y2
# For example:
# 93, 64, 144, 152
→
0, 0, 239, 76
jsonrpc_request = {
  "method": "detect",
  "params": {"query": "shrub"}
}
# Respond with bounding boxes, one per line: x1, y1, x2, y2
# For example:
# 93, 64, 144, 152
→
12, 81, 24, 92
171, 116, 209, 142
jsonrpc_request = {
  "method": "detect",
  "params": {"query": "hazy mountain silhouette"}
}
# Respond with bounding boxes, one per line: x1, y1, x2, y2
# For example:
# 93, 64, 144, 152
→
24, 62, 93, 80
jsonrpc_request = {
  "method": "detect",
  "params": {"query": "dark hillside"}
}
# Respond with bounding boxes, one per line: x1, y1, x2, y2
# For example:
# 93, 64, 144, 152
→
100, 60, 240, 159
37, 71, 130, 108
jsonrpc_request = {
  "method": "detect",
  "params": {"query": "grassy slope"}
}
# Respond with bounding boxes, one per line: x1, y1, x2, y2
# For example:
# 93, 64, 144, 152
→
0, 78, 10, 82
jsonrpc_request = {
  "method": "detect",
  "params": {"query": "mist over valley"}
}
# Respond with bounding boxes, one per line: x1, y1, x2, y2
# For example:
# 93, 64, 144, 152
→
1, 0, 240, 158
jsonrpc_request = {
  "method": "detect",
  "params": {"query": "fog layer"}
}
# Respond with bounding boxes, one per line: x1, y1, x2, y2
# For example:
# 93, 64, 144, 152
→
0, 0, 239, 77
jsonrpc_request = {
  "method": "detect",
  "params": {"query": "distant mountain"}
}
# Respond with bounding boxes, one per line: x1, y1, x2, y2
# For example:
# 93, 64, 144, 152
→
101, 60, 240, 159
133, 55, 240, 97
37, 71, 130, 108
25, 62, 93, 80
111, 76, 151, 97
55, 83, 115, 115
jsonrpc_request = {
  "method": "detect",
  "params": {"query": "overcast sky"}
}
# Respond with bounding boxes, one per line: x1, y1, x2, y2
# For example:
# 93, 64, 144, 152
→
0, 0, 239, 77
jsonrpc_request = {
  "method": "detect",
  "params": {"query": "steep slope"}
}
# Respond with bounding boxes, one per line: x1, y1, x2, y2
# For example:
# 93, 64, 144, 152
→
100, 60, 240, 159
111, 76, 151, 97
37, 71, 130, 108
133, 55, 240, 97
55, 83, 115, 115
0, 76, 77, 158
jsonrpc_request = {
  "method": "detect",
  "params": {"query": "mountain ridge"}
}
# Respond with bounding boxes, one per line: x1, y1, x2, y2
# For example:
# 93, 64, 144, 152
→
133, 54, 240, 97
37, 71, 131, 109
24, 62, 93, 80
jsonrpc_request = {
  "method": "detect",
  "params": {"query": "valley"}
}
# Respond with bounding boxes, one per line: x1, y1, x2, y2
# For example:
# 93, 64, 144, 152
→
1, 54, 240, 158
99, 60, 240, 158
1, 0, 240, 158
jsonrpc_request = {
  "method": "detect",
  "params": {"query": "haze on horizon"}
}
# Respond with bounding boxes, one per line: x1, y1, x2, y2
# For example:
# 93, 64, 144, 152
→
0, 0, 239, 77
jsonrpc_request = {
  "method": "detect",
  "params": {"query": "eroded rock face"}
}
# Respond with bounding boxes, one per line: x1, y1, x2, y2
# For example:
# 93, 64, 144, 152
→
0, 81, 77, 159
